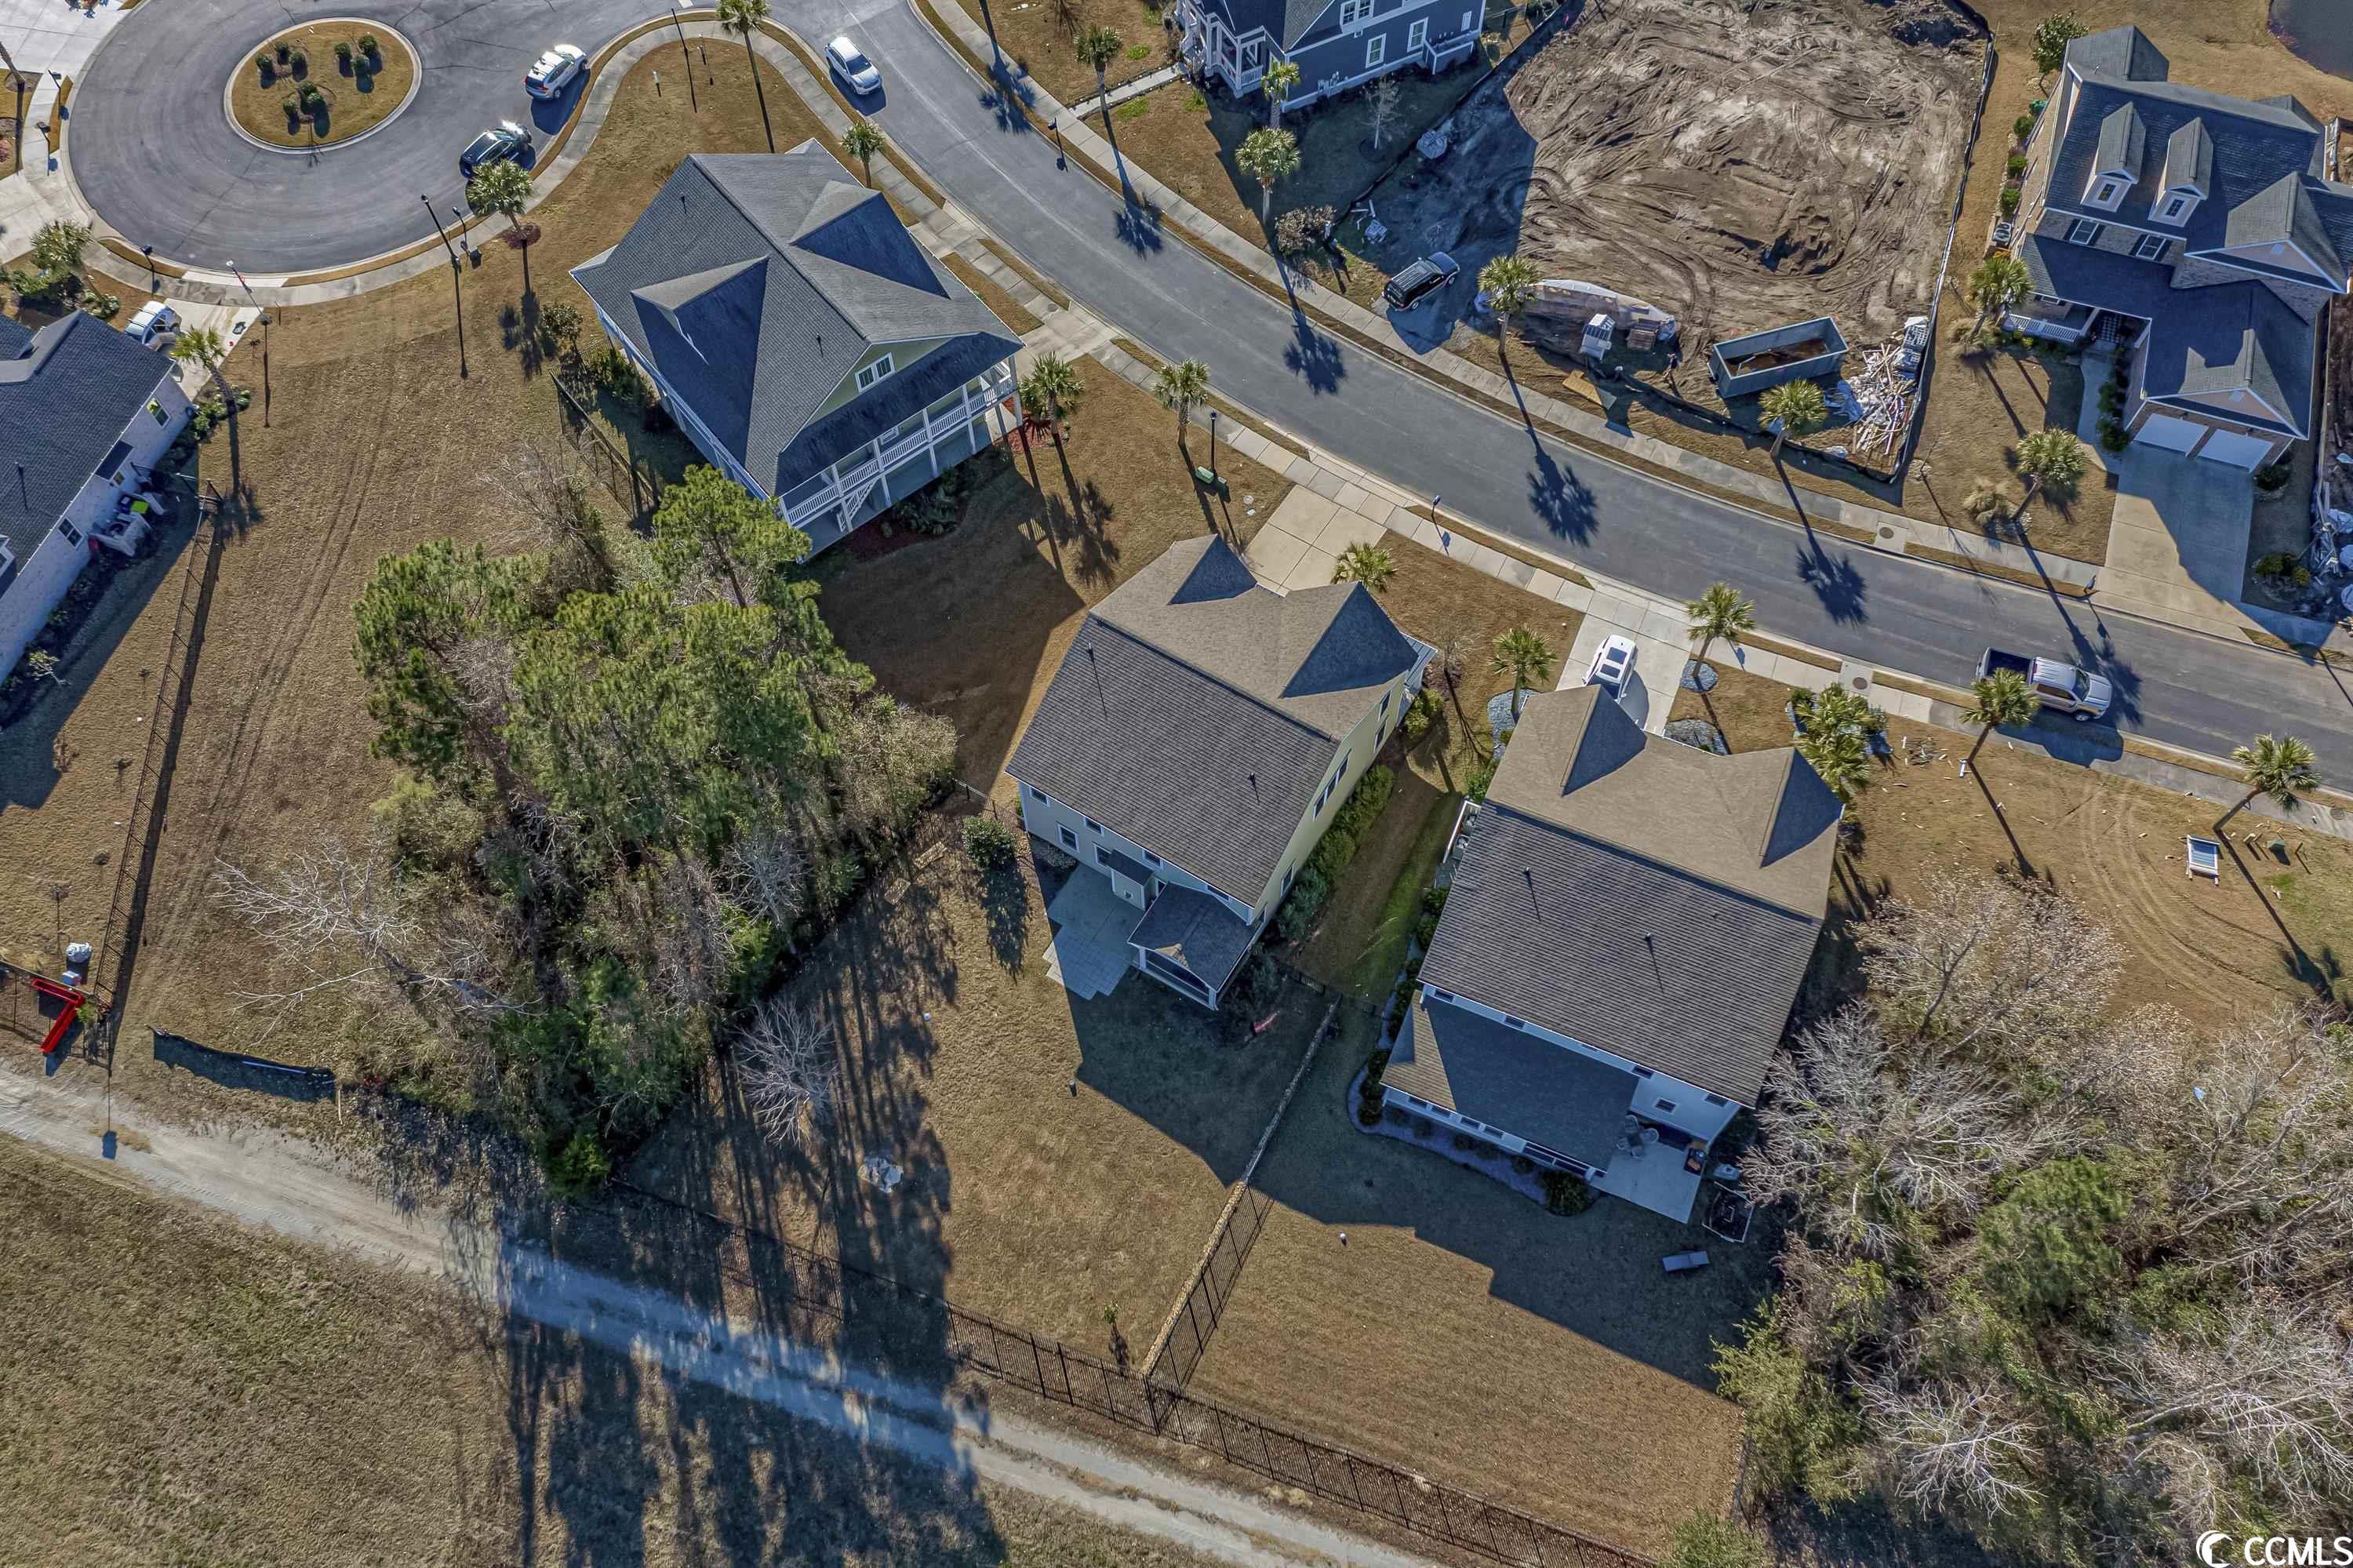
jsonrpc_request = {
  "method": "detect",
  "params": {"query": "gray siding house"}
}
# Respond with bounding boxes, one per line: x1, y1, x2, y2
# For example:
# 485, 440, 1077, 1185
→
572, 144, 1024, 551
1177, 0, 1480, 112
2004, 26, 2353, 468
1, 311, 192, 682
1387, 686, 1838, 1222
1007, 535, 1430, 1007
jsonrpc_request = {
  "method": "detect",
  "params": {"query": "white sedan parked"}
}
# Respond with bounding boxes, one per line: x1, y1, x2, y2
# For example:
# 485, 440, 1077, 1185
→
123, 300, 180, 348
525, 43, 586, 98
826, 36, 882, 96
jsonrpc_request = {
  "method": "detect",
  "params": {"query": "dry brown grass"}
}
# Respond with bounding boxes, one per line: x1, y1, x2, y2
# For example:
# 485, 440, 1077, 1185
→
1290, 769, 1454, 999
941, 251, 1042, 334
227, 24, 415, 149
0, 1135, 1250, 1566
1189, 1017, 1762, 1557
626, 849, 1324, 1350
1671, 665, 2353, 1028
0, 53, 846, 1119
1911, 344, 2117, 564
815, 356, 1291, 788
955, 0, 1173, 109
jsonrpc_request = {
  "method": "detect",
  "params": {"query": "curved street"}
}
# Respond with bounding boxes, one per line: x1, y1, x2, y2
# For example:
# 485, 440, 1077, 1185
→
60, 0, 2353, 779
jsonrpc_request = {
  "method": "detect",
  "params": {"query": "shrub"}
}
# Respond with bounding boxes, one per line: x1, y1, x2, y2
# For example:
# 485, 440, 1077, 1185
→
1401, 687, 1440, 744
334, 40, 353, 64
1998, 185, 2020, 217
1411, 1116, 1433, 1138
2013, 112, 2034, 141
1327, 765, 1394, 842
282, 93, 301, 119
1273, 204, 1337, 257
79, 293, 121, 322
1452, 1130, 1477, 1150
1539, 1168, 1593, 1215
962, 814, 1017, 871
256, 56, 275, 83
590, 345, 642, 402
358, 33, 380, 57
290, 48, 308, 73
2098, 418, 2129, 453
2254, 460, 2293, 493
1664, 1510, 1769, 1568
545, 1127, 611, 1193
1962, 476, 2013, 524
536, 298, 583, 355
2098, 383, 2124, 414
275, 40, 292, 62
1221, 951, 1282, 1022
1275, 861, 1330, 941
2253, 551, 2311, 588
1511, 1154, 1536, 1175
299, 82, 324, 109
2006, 153, 2026, 178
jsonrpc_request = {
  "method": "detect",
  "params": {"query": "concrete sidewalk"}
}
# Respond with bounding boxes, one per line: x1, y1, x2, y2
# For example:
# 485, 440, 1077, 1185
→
0, 0, 132, 262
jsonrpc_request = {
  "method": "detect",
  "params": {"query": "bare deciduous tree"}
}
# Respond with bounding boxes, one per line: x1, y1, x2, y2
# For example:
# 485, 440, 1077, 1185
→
213, 833, 515, 1033
1747, 1007, 2061, 1257
722, 824, 807, 928
1367, 74, 1402, 151
834, 700, 956, 846
1858, 1377, 2038, 1517
736, 997, 838, 1144
2107, 1290, 2353, 1514
1863, 873, 2122, 1055
645, 855, 733, 1016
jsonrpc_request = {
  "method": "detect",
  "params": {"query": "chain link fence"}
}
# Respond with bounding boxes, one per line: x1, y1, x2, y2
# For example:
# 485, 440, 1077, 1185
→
555, 373, 668, 518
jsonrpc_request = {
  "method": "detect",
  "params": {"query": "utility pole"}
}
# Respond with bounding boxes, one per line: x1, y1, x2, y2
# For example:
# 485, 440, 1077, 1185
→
224, 261, 269, 422
421, 196, 467, 378
671, 3, 699, 111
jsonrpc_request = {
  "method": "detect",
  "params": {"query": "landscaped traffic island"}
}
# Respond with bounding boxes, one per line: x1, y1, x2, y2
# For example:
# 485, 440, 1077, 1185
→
227, 21, 416, 150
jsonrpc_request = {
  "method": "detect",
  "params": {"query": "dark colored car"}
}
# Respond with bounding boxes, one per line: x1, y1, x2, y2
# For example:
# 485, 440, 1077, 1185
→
460, 121, 532, 176
1382, 252, 1458, 311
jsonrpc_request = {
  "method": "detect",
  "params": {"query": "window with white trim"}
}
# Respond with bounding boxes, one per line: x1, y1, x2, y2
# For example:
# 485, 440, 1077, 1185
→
1504, 1016, 1526, 1030
1085, 817, 1102, 834
2093, 180, 2122, 205
1365, 31, 1385, 66
1337, 0, 1373, 25
855, 354, 896, 391
1406, 16, 1427, 51
1427, 988, 1455, 1003
2133, 232, 2169, 261
1143, 849, 1161, 866
1059, 826, 1078, 850
2158, 192, 2191, 223
58, 520, 82, 546
1029, 786, 1048, 803
2067, 217, 2104, 246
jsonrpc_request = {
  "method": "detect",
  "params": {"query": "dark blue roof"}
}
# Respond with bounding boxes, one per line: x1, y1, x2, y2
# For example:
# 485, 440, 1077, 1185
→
2140, 282, 2311, 435
0, 311, 174, 562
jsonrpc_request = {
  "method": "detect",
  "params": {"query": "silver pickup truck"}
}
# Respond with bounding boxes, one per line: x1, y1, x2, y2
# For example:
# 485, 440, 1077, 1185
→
1979, 649, 2111, 721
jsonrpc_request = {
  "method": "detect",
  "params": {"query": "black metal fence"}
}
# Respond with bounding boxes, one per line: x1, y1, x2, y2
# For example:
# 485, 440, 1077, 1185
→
1145, 1184, 1273, 1392
555, 374, 668, 518
614, 1177, 1655, 1568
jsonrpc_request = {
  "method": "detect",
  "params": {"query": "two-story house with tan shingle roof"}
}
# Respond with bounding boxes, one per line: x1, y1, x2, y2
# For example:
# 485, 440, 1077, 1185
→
1007, 535, 1431, 1008
1386, 685, 1838, 1221
2002, 25, 2353, 468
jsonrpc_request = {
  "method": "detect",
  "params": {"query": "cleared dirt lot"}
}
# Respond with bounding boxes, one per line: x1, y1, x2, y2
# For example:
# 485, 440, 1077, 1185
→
1360, 0, 1984, 366
1188, 1016, 1763, 1557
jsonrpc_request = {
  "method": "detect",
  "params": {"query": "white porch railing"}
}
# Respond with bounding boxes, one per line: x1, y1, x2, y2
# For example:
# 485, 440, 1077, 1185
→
779, 364, 1017, 534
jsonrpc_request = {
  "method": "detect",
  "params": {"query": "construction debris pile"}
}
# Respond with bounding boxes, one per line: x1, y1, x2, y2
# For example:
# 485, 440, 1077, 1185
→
1829, 315, 1929, 460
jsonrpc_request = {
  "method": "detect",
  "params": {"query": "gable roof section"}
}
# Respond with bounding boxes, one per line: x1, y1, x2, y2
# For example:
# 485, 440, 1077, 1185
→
1417, 688, 1838, 1103
0, 311, 173, 564
1384, 994, 1637, 1171
2140, 280, 2313, 435
571, 145, 1018, 495
1191, 0, 1343, 50
2064, 24, 2169, 85
2161, 117, 2213, 195
2094, 103, 2146, 179
2214, 172, 2344, 283
1129, 885, 1257, 995
1006, 536, 1420, 900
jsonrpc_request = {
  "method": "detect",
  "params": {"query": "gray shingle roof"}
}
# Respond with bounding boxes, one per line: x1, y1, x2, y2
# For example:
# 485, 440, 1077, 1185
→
2063, 24, 2169, 85
2140, 281, 2312, 434
2019, 231, 2177, 318
1193, 0, 1337, 49
569, 146, 1017, 497
1417, 688, 1837, 1104
2161, 117, 2212, 195
1, 311, 174, 564
1007, 536, 1420, 901
1129, 884, 1257, 995
1385, 994, 1637, 1170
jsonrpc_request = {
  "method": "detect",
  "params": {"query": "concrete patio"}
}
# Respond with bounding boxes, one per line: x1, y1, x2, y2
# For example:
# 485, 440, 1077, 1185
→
1042, 869, 1136, 1001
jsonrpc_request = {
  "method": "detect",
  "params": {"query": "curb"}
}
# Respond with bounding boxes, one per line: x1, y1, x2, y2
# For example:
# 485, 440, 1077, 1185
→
218, 20, 425, 158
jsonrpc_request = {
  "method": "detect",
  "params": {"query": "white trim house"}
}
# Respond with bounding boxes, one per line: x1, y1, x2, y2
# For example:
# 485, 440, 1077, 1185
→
571, 144, 1024, 549
1, 311, 192, 682
1007, 535, 1430, 1007
1178, 0, 1481, 114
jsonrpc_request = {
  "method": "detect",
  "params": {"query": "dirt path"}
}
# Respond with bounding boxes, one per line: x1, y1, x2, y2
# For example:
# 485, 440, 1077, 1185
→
0, 1065, 1437, 1568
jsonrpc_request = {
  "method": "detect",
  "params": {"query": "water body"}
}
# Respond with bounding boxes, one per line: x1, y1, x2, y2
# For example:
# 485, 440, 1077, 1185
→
2271, 0, 2353, 80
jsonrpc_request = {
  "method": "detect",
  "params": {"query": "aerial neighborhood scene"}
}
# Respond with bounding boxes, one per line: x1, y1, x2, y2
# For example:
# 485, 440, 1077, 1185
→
9, 0, 2353, 1560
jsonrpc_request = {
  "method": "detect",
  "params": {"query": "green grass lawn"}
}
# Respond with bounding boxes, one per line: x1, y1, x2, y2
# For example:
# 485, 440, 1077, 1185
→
1294, 780, 1459, 1002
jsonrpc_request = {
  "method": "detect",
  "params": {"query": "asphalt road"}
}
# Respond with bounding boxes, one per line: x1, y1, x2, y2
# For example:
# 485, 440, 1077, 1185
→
68, 0, 2353, 773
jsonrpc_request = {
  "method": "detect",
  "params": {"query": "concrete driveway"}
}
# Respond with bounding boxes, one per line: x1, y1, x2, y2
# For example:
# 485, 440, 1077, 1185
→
2099, 441, 2258, 641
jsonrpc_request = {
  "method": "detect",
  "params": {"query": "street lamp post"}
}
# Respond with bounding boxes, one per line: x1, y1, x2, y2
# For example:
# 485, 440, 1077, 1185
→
256, 314, 271, 427
1208, 407, 1217, 478
421, 196, 467, 378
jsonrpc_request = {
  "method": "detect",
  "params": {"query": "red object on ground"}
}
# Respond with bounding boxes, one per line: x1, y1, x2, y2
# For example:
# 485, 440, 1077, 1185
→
31, 977, 85, 1055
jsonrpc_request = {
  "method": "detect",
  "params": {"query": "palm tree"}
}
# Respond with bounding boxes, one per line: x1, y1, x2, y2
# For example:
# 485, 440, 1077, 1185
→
2011, 429, 2086, 527
1261, 59, 1300, 129
1477, 253, 1540, 369
717, 0, 776, 152
2220, 734, 2319, 828
1333, 542, 1395, 592
1798, 726, 1871, 806
1151, 357, 1210, 442
464, 159, 535, 291
1490, 626, 1555, 722
1074, 25, 1124, 124
1237, 126, 1300, 225
1958, 667, 2038, 777
1758, 380, 1827, 460
842, 121, 887, 187
1686, 581, 1755, 672
1020, 352, 1084, 442
1964, 254, 2030, 337
169, 324, 231, 396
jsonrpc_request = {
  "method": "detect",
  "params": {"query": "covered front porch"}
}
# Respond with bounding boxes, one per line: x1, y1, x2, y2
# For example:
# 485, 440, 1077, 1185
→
777, 361, 1022, 551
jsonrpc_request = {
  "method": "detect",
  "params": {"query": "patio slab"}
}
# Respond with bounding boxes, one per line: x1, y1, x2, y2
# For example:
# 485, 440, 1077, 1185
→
1043, 869, 1137, 1001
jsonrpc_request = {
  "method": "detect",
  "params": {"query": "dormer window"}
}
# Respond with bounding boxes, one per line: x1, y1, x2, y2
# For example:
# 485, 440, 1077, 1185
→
2155, 191, 2197, 226
2093, 180, 2123, 206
